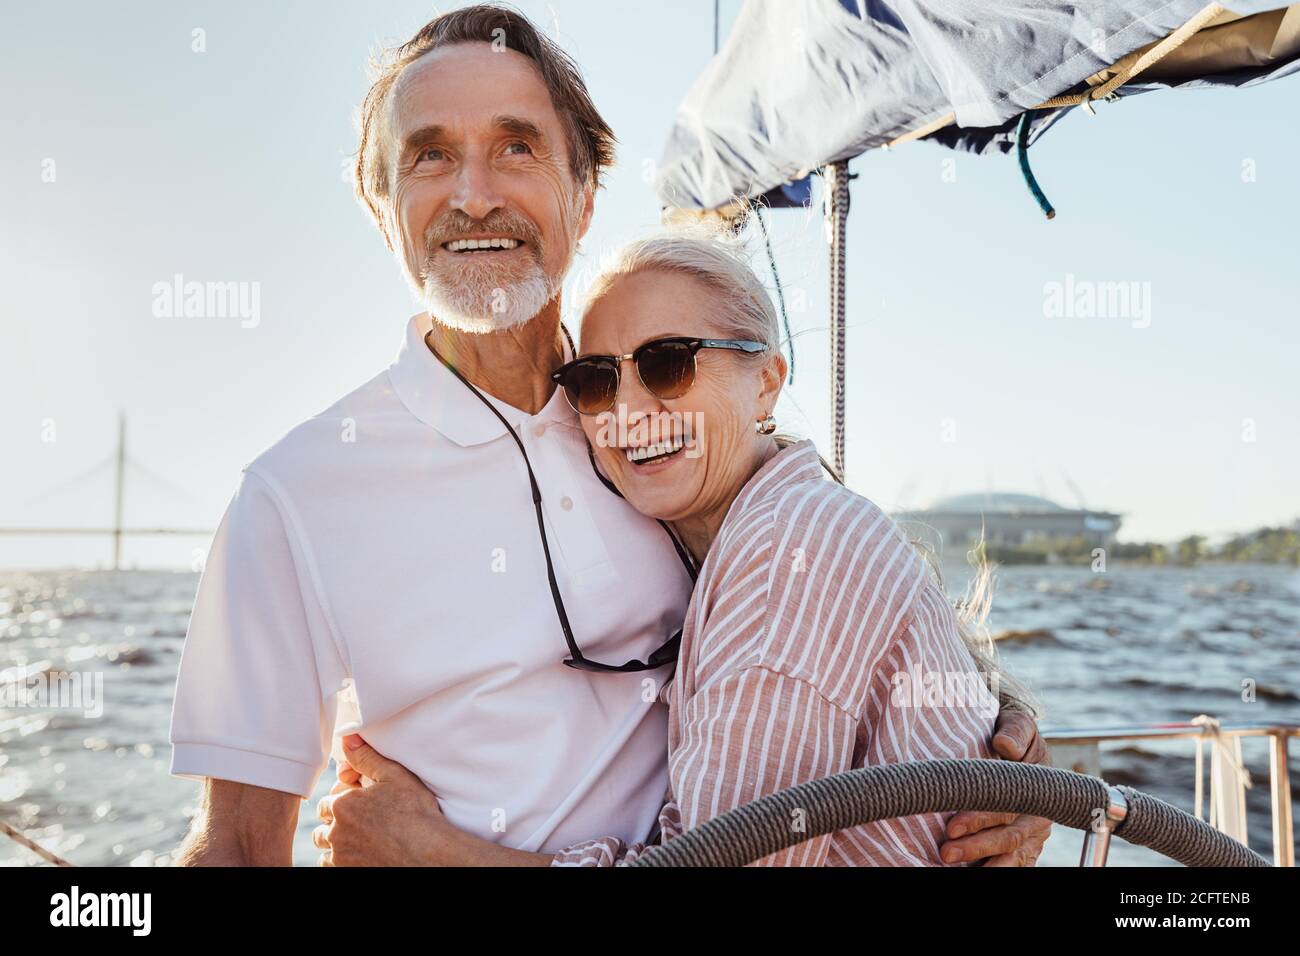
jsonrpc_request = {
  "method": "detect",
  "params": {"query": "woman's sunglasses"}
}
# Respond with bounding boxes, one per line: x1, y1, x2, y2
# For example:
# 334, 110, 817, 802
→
551, 336, 767, 416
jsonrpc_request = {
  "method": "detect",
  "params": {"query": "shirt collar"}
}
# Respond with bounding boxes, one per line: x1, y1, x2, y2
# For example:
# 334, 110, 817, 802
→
730, 438, 827, 514
387, 312, 576, 447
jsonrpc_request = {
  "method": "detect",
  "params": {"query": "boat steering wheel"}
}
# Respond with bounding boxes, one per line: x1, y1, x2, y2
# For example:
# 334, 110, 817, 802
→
631, 759, 1270, 867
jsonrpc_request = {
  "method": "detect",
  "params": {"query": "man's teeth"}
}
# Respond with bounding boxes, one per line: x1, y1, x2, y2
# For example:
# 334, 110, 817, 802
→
626, 438, 685, 463
445, 237, 521, 252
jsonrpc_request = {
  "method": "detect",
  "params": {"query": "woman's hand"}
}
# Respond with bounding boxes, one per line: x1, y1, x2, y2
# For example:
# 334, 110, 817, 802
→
314, 735, 552, 866
938, 709, 1053, 866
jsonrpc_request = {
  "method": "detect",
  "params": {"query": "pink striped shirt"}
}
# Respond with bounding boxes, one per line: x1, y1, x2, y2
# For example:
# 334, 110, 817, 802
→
552, 439, 998, 866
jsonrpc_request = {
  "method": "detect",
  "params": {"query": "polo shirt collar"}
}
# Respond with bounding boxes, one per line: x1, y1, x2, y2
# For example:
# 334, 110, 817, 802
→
388, 311, 575, 446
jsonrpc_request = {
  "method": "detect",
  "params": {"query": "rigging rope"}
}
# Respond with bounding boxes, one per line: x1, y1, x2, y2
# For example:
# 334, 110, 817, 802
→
1, 819, 75, 867
754, 204, 795, 385
1191, 714, 1254, 830
1016, 111, 1056, 219
824, 162, 850, 482
1032, 4, 1227, 110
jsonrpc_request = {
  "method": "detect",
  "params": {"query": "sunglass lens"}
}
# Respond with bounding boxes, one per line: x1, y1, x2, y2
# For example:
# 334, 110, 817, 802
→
565, 360, 618, 415
637, 341, 694, 399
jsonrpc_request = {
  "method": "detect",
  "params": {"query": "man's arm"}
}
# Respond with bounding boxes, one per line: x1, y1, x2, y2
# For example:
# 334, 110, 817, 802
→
168, 468, 344, 863
322, 739, 657, 866
176, 778, 300, 867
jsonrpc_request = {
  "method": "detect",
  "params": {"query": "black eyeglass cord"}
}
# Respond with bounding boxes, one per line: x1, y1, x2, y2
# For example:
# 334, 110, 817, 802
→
423, 323, 696, 674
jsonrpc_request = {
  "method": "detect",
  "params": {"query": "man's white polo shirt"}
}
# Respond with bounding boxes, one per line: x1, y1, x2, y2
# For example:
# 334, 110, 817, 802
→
169, 312, 693, 853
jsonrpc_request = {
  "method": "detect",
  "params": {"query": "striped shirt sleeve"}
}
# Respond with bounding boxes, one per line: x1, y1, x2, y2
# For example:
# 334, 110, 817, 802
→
698, 482, 928, 714
664, 485, 929, 866
548, 802, 683, 867
671, 664, 857, 866
856, 583, 1000, 864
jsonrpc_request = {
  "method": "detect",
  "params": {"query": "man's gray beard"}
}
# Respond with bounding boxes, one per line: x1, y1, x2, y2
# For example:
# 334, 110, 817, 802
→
421, 262, 560, 334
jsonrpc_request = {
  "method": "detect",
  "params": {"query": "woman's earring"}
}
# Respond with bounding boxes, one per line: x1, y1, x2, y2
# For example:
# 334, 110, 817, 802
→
755, 415, 777, 436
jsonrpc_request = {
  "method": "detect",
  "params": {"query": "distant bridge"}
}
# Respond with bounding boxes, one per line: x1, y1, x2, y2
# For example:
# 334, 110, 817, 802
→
0, 414, 212, 569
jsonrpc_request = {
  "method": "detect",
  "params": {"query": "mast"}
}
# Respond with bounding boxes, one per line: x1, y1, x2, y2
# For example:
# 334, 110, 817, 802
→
112, 412, 125, 570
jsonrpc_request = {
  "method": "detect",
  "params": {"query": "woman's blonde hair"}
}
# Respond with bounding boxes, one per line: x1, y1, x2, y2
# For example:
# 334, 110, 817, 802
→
582, 227, 1041, 719
581, 227, 782, 355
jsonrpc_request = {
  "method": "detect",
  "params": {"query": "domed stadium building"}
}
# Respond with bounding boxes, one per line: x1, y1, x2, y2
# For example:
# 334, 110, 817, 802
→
895, 493, 1122, 556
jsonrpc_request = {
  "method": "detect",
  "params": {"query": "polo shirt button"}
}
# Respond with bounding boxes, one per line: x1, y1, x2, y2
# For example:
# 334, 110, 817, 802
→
560, 496, 573, 511
534, 424, 547, 437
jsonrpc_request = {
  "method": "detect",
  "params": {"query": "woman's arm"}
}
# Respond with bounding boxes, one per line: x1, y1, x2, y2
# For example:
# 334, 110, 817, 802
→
671, 664, 859, 866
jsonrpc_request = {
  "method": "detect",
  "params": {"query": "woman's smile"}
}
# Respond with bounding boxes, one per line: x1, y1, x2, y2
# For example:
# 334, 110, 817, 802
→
622, 437, 690, 474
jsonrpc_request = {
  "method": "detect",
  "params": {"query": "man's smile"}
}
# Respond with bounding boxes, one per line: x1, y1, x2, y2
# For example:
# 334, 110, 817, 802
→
440, 236, 526, 254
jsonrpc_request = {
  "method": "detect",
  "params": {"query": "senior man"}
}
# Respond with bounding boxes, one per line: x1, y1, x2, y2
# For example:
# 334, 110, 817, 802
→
170, 3, 1050, 867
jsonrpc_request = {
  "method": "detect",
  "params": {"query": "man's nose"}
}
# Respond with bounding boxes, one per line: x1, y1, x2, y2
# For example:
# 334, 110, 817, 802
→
449, 158, 505, 221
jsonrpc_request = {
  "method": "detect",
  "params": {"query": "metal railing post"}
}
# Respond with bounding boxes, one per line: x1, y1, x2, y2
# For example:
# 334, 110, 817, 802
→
1270, 731, 1294, 867
1079, 786, 1128, 867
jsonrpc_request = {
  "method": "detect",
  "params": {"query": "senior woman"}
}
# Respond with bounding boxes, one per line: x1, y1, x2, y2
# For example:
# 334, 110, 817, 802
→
319, 232, 1049, 867
544, 233, 1037, 865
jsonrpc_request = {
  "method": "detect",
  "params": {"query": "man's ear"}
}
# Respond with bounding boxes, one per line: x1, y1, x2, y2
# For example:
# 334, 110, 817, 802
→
575, 181, 596, 242
380, 207, 399, 253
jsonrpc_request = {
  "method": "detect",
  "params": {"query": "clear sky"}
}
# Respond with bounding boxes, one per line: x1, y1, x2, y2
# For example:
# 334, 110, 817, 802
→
2, 0, 1297, 569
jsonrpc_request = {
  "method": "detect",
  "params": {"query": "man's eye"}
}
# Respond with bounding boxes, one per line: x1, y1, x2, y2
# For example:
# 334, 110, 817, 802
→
504, 141, 532, 156
419, 147, 445, 162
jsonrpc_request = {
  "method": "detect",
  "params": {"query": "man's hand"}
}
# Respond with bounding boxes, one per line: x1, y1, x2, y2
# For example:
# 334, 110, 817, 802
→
939, 708, 1053, 867
315, 735, 551, 866
314, 734, 461, 866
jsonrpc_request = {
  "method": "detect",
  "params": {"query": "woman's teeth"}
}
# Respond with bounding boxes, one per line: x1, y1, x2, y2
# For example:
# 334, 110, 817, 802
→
444, 237, 521, 252
626, 438, 685, 464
